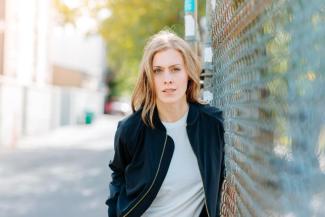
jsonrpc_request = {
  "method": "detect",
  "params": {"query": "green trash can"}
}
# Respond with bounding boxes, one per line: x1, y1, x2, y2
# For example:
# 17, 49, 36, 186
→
84, 111, 94, 124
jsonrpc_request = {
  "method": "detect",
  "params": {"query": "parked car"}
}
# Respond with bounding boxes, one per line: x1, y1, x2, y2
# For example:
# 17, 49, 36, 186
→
104, 100, 131, 115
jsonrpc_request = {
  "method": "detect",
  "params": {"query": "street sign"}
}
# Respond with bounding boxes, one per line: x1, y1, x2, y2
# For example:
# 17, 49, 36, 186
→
184, 0, 195, 13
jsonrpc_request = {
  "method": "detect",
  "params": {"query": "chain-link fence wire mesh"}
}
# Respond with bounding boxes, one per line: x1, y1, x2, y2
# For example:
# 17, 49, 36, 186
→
204, 0, 325, 216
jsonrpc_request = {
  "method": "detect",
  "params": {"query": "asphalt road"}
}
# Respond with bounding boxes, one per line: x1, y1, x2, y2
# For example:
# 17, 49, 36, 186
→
0, 115, 121, 217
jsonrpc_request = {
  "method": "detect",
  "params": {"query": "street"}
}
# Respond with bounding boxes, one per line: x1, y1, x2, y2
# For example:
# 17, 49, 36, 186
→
0, 115, 121, 217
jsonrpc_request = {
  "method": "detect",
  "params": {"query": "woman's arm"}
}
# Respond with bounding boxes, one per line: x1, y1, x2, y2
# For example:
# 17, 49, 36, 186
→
106, 121, 129, 217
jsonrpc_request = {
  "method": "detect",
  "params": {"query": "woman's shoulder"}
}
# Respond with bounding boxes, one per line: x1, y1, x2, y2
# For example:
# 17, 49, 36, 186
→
194, 102, 224, 124
117, 108, 143, 132
114, 109, 144, 151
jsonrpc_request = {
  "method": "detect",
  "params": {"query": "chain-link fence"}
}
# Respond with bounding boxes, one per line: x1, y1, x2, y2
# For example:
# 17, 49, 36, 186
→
204, 0, 325, 216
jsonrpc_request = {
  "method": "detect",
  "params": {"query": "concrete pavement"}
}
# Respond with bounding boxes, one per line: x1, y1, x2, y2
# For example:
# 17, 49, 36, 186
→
0, 115, 122, 217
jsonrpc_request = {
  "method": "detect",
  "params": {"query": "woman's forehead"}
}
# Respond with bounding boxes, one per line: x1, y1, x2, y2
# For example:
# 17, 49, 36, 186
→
152, 49, 184, 67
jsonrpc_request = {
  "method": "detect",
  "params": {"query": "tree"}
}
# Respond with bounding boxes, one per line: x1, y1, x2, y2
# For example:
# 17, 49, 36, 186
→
99, 0, 185, 97
53, 0, 206, 97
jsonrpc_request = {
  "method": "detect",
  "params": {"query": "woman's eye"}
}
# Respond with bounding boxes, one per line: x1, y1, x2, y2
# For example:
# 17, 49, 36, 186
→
153, 69, 161, 73
172, 68, 180, 72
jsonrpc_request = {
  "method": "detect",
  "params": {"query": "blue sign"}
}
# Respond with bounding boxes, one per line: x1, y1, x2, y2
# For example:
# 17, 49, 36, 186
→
184, 0, 195, 13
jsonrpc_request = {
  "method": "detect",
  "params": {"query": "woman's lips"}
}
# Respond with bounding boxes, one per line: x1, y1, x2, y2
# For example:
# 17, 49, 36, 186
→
162, 88, 176, 93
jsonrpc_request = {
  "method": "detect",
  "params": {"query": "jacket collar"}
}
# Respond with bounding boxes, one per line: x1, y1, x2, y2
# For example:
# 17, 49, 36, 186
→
152, 102, 200, 131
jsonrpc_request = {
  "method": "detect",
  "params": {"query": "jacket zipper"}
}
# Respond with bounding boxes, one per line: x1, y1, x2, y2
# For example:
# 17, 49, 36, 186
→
204, 198, 211, 217
199, 165, 211, 217
187, 126, 211, 217
122, 133, 168, 217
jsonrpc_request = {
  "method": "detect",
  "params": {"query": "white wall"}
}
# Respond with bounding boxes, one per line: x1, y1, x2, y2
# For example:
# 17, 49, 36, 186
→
0, 0, 106, 148
0, 81, 24, 148
4, 0, 51, 84
51, 25, 106, 78
0, 81, 105, 148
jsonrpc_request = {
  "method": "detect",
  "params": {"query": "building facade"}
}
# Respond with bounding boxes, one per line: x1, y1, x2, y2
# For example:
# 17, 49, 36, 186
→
0, 0, 106, 148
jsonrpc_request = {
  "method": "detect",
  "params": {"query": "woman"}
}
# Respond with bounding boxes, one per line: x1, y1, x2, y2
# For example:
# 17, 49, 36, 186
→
106, 30, 225, 217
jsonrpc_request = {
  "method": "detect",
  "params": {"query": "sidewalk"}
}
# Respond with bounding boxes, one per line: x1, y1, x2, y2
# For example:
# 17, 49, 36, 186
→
15, 114, 121, 151
0, 114, 123, 217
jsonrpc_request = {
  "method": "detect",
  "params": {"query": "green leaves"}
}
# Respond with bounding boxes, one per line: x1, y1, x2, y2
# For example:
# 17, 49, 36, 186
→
53, 0, 192, 97
99, 0, 185, 97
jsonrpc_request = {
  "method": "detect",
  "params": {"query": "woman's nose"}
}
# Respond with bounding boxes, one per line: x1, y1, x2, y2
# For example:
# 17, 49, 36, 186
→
163, 72, 173, 84
164, 80, 172, 84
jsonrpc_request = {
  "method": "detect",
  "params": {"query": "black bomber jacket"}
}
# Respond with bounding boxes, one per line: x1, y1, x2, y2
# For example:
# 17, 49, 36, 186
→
106, 102, 225, 217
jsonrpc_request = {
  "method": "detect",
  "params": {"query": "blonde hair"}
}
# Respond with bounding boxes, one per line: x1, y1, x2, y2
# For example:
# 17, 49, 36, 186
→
131, 30, 203, 128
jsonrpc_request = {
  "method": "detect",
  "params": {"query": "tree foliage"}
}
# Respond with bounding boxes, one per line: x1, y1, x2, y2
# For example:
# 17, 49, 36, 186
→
53, 0, 206, 97
99, 0, 185, 97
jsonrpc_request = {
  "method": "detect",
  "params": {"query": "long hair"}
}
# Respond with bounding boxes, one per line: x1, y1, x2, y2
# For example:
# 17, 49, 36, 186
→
131, 29, 203, 128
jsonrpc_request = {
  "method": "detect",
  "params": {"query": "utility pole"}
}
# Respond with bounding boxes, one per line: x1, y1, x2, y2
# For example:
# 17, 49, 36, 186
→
184, 0, 199, 54
200, 0, 214, 104
185, 0, 215, 103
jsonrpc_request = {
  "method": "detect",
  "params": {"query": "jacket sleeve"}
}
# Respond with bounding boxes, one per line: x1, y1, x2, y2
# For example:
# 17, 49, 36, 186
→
106, 121, 130, 217
217, 114, 226, 216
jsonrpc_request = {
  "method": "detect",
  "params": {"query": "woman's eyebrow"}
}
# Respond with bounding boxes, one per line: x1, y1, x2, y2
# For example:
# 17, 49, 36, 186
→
153, 64, 182, 68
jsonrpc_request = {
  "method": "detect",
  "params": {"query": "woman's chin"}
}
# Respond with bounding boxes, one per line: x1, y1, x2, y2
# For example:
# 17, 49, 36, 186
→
157, 97, 186, 105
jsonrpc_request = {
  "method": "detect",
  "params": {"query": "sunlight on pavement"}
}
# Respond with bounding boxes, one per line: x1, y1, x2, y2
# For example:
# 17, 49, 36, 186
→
0, 115, 123, 217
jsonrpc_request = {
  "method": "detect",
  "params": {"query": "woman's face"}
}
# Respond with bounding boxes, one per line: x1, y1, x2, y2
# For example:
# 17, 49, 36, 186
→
152, 48, 189, 106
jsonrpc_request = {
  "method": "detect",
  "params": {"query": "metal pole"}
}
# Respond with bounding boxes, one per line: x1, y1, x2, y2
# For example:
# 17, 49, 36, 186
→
184, 0, 198, 54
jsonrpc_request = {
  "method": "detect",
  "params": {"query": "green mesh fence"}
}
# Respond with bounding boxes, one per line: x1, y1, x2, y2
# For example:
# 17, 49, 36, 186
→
205, 0, 325, 216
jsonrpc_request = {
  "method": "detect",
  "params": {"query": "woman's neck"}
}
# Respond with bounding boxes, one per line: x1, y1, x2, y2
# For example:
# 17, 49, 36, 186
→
156, 101, 189, 123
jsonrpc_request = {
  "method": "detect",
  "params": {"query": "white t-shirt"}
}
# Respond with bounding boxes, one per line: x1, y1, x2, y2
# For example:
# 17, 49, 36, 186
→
142, 108, 205, 217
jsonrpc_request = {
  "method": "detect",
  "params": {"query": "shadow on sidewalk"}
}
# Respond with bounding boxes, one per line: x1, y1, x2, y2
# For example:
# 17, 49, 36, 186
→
0, 147, 114, 217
